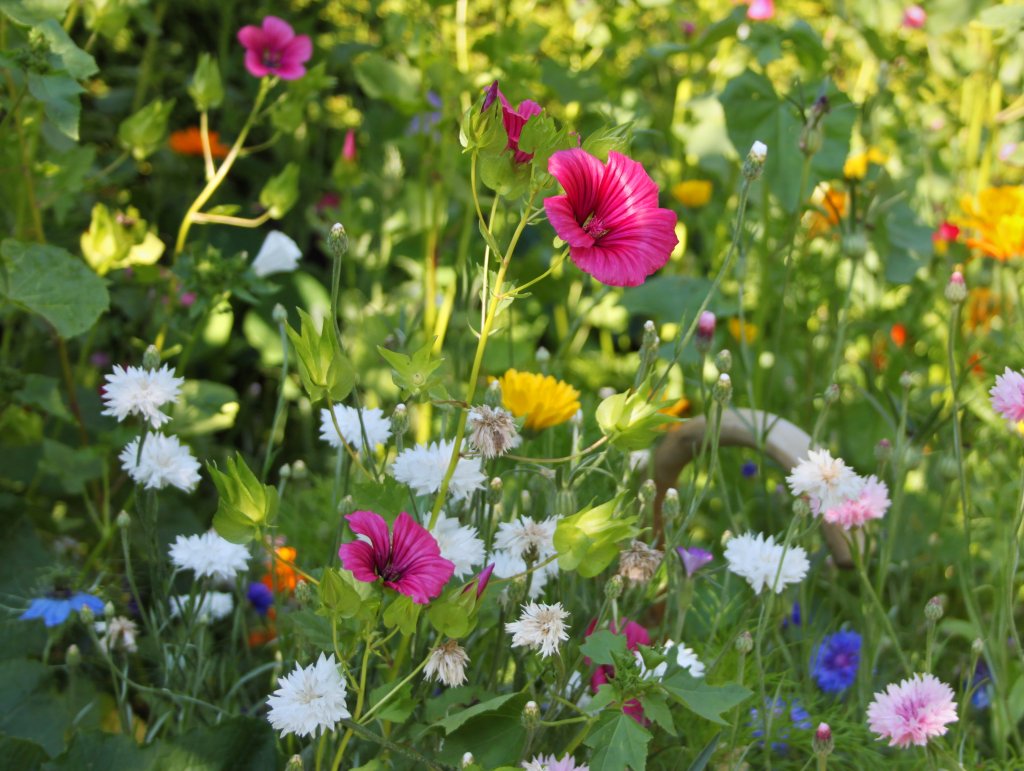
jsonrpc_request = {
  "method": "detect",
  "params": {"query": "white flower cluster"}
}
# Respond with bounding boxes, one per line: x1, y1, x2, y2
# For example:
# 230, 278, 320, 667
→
318, 404, 392, 452
786, 448, 891, 529
169, 531, 250, 581
392, 440, 485, 501
120, 433, 201, 492
266, 654, 350, 738
724, 532, 809, 595
492, 516, 560, 598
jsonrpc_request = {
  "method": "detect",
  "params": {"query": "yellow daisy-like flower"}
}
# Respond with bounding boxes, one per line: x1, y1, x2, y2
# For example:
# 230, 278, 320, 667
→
957, 186, 1024, 261
498, 369, 580, 431
843, 147, 886, 180
728, 318, 759, 344
671, 180, 713, 208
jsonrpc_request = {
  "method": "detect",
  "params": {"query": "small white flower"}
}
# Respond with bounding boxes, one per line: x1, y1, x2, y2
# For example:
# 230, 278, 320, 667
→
101, 364, 183, 428
266, 653, 350, 737
168, 531, 250, 581
750, 140, 768, 161
424, 640, 470, 687
724, 532, 809, 594
94, 616, 139, 653
119, 433, 201, 492
251, 231, 302, 277
318, 404, 392, 452
786, 449, 863, 514
506, 601, 570, 658
168, 591, 234, 623
432, 514, 484, 579
494, 516, 558, 563
635, 640, 704, 680
466, 405, 521, 458
392, 440, 485, 501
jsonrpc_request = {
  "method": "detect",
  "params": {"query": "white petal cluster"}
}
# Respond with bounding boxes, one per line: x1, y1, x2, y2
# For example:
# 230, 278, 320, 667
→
318, 404, 392, 451
251, 231, 302, 278
169, 531, 250, 581
424, 640, 470, 687
635, 640, 705, 681
94, 616, 139, 653
168, 591, 234, 623
492, 516, 560, 597
431, 514, 485, 579
392, 440, 485, 501
266, 653, 350, 738
101, 364, 183, 428
506, 602, 570, 658
724, 532, 809, 595
119, 433, 201, 492
786, 449, 863, 514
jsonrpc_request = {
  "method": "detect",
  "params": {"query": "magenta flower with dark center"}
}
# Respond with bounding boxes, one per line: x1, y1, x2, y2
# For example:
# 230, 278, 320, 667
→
338, 511, 455, 604
544, 149, 679, 287
237, 16, 312, 81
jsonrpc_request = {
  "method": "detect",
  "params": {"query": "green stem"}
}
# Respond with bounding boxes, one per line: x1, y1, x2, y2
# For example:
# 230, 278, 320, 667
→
261, 318, 290, 481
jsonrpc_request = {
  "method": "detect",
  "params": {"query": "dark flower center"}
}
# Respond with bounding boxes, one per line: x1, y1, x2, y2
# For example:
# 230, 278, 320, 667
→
262, 48, 283, 69
377, 559, 404, 583
49, 587, 72, 599
582, 213, 610, 240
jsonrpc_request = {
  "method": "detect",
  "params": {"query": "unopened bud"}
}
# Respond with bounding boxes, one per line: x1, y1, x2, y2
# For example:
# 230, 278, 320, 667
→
662, 488, 680, 519
874, 438, 892, 463
696, 311, 716, 353
391, 404, 408, 436
104, 601, 115, 618
842, 231, 868, 259
945, 271, 967, 304
66, 644, 82, 668
328, 223, 349, 259
972, 638, 985, 656
522, 700, 540, 727
713, 373, 732, 404
598, 386, 616, 400
800, 95, 829, 158
605, 574, 624, 600
714, 349, 732, 374
824, 383, 840, 404
639, 479, 657, 508
488, 477, 504, 505
285, 755, 304, 771
520, 489, 532, 512
79, 605, 95, 624
337, 494, 354, 517
294, 580, 314, 607
925, 595, 945, 623
793, 498, 811, 518
115, 510, 131, 529
735, 631, 753, 654
142, 344, 161, 370
555, 487, 576, 518
571, 409, 584, 427
290, 460, 308, 480
272, 303, 288, 325
461, 752, 476, 769
642, 320, 659, 349
536, 346, 550, 365
813, 722, 834, 756
279, 463, 292, 480
743, 141, 767, 180
938, 455, 959, 481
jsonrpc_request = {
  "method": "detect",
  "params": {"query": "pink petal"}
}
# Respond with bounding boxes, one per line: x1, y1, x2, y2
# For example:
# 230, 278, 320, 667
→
571, 208, 677, 286
516, 100, 543, 120
548, 149, 606, 223
281, 34, 313, 66
237, 25, 265, 50
261, 16, 296, 48
544, 196, 595, 248
596, 152, 660, 227
388, 513, 454, 603
345, 510, 391, 568
275, 62, 308, 80
244, 50, 272, 78
338, 541, 378, 583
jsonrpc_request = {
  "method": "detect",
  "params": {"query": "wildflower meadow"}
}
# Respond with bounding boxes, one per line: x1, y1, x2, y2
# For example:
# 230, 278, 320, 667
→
4, 0, 1024, 768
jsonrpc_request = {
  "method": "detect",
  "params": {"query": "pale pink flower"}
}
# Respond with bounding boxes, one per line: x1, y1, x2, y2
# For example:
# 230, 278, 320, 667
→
747, 0, 775, 21
867, 673, 957, 748
902, 5, 926, 28
823, 475, 890, 529
990, 367, 1024, 426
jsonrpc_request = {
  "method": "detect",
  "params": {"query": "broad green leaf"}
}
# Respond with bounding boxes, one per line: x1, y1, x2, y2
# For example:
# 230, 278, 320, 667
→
437, 692, 529, 769
639, 691, 676, 736
878, 201, 933, 284
27, 72, 83, 140
170, 381, 239, 436
554, 496, 639, 577
154, 716, 275, 771
259, 162, 300, 219
662, 672, 751, 725
40, 439, 102, 494
34, 18, 97, 78
437, 692, 522, 735
0, 0, 71, 25
585, 711, 652, 771
579, 630, 629, 667
368, 680, 416, 723
353, 53, 422, 111
45, 730, 153, 769
382, 594, 420, 635
118, 99, 174, 161
349, 478, 407, 521
15, 374, 72, 422
0, 239, 109, 339
428, 600, 471, 638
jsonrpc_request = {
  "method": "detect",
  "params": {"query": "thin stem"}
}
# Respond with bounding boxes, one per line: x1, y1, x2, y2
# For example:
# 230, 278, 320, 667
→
199, 110, 215, 181
359, 655, 428, 724
191, 210, 272, 228
261, 318, 290, 481
946, 302, 972, 562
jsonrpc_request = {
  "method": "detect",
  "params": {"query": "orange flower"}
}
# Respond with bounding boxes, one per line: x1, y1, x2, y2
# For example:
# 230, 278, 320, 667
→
807, 187, 847, 238
890, 323, 907, 347
965, 287, 1003, 332
957, 186, 1024, 261
262, 545, 300, 593
169, 126, 230, 158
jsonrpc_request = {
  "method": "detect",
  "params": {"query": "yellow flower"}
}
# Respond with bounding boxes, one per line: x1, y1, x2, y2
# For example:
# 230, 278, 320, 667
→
957, 186, 1024, 261
728, 318, 758, 343
671, 180, 713, 208
807, 186, 847, 238
498, 369, 581, 431
843, 147, 886, 180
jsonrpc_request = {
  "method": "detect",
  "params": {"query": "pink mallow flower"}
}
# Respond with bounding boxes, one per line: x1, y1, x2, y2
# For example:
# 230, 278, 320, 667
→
747, 0, 775, 21
867, 673, 957, 748
545, 149, 678, 287
338, 511, 455, 604
902, 5, 926, 29
823, 475, 890, 529
237, 16, 312, 81
990, 367, 1024, 426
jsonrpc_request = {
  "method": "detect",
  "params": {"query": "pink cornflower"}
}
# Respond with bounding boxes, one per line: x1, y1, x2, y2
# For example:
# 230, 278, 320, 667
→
932, 221, 960, 244
545, 149, 678, 287
823, 475, 890, 529
867, 673, 957, 748
338, 511, 454, 604
902, 5, 926, 28
237, 17, 312, 81
747, 0, 775, 21
990, 367, 1024, 426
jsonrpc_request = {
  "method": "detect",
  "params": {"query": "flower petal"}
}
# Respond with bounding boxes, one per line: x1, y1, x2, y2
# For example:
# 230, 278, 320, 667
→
344, 510, 391, 569
548, 149, 606, 223
237, 25, 265, 50
570, 207, 677, 286
338, 541, 379, 583
244, 50, 272, 78
281, 34, 313, 66
596, 151, 660, 227
261, 15, 296, 48
544, 196, 595, 248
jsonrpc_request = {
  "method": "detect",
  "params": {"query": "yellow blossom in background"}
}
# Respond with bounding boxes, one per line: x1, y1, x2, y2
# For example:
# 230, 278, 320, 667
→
807, 186, 847, 237
843, 147, 886, 180
958, 186, 1024, 261
671, 180, 713, 208
498, 369, 581, 431
728, 318, 759, 343
965, 287, 1006, 332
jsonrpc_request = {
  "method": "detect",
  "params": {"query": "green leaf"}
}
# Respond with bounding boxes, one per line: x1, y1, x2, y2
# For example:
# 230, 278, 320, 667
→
118, 98, 174, 161
170, 381, 239, 436
353, 53, 422, 111
349, 477, 407, 520
554, 496, 639, 578
80, 204, 165, 276
27, 72, 83, 140
45, 730, 154, 769
259, 162, 300, 219
687, 732, 722, 771
428, 599, 471, 638
154, 716, 275, 771
287, 309, 355, 404
34, 18, 97, 78
0, 239, 109, 339
15, 374, 72, 422
40, 439, 102, 494
208, 454, 278, 543
0, 735, 47, 771
580, 123, 633, 162
437, 692, 522, 735
662, 672, 751, 725
187, 53, 224, 112
382, 594, 420, 635
0, 0, 71, 26
639, 691, 676, 736
595, 384, 679, 450
585, 711, 652, 771
368, 681, 416, 723
377, 340, 444, 398
878, 201, 933, 284
437, 693, 529, 769
579, 630, 629, 667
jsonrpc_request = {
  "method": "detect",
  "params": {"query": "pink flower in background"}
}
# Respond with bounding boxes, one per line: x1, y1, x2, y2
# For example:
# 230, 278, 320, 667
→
747, 0, 775, 21
545, 149, 678, 287
499, 92, 543, 164
342, 129, 357, 163
932, 221, 960, 244
867, 673, 957, 748
585, 618, 651, 723
338, 511, 454, 604
823, 475, 891, 529
179, 291, 197, 308
902, 5, 926, 29
237, 16, 312, 80
990, 368, 1024, 426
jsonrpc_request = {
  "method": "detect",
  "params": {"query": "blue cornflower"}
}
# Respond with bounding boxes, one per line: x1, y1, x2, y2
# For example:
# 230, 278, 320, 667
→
247, 582, 274, 616
969, 661, 992, 710
741, 461, 758, 478
749, 697, 811, 754
21, 591, 104, 627
811, 630, 861, 693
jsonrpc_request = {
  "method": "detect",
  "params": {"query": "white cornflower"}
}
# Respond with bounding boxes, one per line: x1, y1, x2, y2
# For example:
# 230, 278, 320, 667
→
724, 532, 809, 595
431, 514, 484, 579
424, 640, 470, 687
506, 601, 570, 658
318, 404, 392, 452
94, 616, 139, 653
251, 231, 302, 278
168, 591, 234, 623
168, 531, 250, 581
491, 548, 557, 599
101, 364, 183, 428
392, 440, 485, 501
119, 433, 201, 492
786, 449, 863, 514
266, 653, 350, 737
466, 405, 521, 458
495, 516, 558, 563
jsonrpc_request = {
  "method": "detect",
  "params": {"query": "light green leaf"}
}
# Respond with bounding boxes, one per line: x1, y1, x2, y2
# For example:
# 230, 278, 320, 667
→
579, 630, 629, 667
353, 53, 422, 110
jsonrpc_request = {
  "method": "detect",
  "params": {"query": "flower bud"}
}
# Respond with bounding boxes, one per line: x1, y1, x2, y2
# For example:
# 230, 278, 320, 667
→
391, 403, 408, 436
792, 498, 811, 518
713, 373, 732, 404
279, 463, 292, 480
735, 631, 753, 654
66, 644, 82, 668
294, 580, 314, 607
571, 409, 583, 427
522, 700, 540, 728
290, 460, 308, 480
285, 755, 304, 771
841, 230, 868, 260
639, 479, 657, 508
104, 601, 115, 618
813, 722, 834, 756
824, 383, 840, 404
714, 349, 732, 374
80, 605, 95, 625
945, 271, 967, 304
799, 95, 829, 158
662, 488, 680, 520
938, 455, 959, 481
899, 371, 913, 389
115, 510, 131, 529
605, 574, 624, 600
461, 752, 476, 769
142, 344, 161, 370
328, 223, 349, 259
272, 303, 288, 325
696, 311, 716, 353
925, 595, 945, 623
488, 477, 504, 505
642, 319, 659, 349
972, 638, 985, 656
874, 438, 892, 463
520, 489, 532, 512
743, 141, 767, 180
536, 346, 550, 366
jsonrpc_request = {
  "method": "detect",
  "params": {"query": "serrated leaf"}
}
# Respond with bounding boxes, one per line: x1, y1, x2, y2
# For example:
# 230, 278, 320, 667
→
382, 594, 420, 635
639, 691, 676, 736
585, 711, 652, 771
580, 630, 629, 667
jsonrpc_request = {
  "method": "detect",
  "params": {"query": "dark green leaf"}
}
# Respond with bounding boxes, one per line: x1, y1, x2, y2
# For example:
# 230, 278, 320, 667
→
27, 73, 83, 140
579, 630, 629, 667
662, 672, 751, 725
585, 711, 652, 771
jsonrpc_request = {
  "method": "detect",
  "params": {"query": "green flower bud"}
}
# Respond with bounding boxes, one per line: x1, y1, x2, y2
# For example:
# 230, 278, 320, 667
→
735, 630, 753, 654
143, 344, 161, 370
972, 638, 985, 656
272, 303, 288, 326
605, 574, 624, 600
713, 373, 732, 404
824, 383, 840, 404
285, 754, 304, 771
116, 510, 131, 529
66, 644, 82, 668
792, 498, 811, 518
290, 460, 308, 481
259, 163, 300, 220
118, 98, 175, 161
742, 141, 767, 181
924, 595, 945, 623
842, 231, 869, 260
662, 488, 680, 520
714, 349, 732, 374
489, 477, 504, 506
188, 53, 224, 112
329, 223, 349, 259
813, 722, 834, 757
874, 439, 892, 463
638, 479, 657, 509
